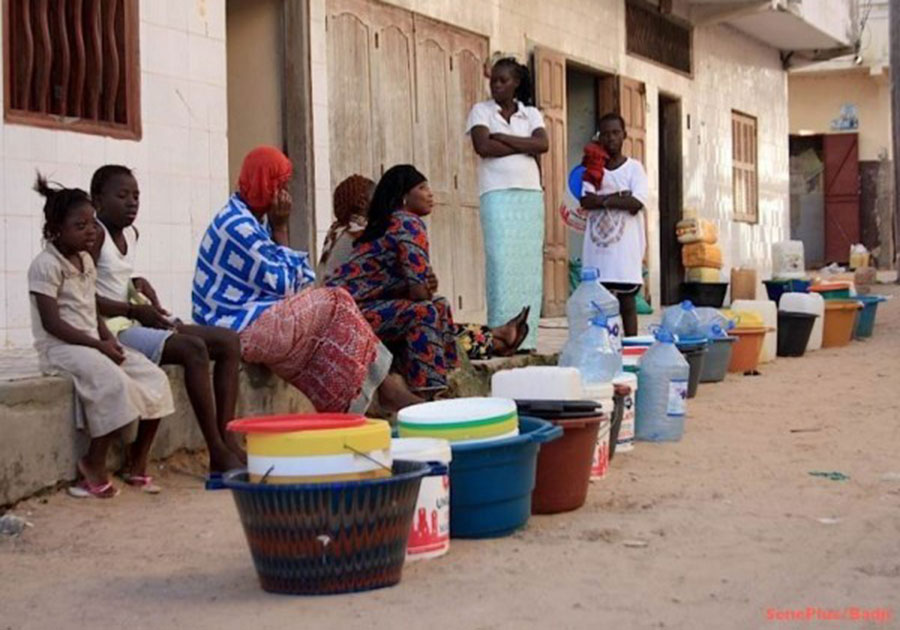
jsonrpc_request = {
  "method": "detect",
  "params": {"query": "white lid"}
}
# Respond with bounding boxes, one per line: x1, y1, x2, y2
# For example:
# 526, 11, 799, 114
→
390, 438, 452, 463
613, 372, 638, 387
398, 397, 516, 426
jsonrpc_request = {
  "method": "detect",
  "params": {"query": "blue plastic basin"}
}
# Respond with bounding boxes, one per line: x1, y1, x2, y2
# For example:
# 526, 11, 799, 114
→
449, 416, 562, 539
854, 295, 886, 339
764, 279, 811, 306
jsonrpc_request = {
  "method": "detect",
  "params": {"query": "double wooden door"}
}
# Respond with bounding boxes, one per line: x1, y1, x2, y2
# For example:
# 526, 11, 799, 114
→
326, 0, 488, 322
536, 49, 648, 316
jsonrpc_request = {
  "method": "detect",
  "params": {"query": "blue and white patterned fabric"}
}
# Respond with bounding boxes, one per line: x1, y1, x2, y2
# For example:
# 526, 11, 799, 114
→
192, 193, 315, 332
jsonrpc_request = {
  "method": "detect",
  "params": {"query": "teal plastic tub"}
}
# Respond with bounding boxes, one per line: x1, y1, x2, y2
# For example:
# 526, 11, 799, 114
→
854, 295, 887, 339
449, 417, 562, 539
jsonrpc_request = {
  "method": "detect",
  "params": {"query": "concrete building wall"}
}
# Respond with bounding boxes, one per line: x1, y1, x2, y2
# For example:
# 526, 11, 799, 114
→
0, 2, 230, 347
788, 71, 893, 162
309, 0, 790, 305
225, 0, 284, 185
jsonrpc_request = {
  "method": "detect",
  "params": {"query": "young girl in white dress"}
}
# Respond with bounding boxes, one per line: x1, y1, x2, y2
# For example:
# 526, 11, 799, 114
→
28, 175, 174, 498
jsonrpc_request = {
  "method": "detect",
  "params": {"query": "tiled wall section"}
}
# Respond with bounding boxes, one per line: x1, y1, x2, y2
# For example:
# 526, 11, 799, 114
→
308, 0, 790, 308
0, 2, 229, 347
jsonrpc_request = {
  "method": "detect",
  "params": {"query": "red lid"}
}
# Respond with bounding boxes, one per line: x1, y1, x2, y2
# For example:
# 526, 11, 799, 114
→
227, 413, 367, 434
811, 282, 850, 292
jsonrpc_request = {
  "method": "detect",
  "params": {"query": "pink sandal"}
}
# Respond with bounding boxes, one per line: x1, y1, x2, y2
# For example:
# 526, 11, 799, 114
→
68, 479, 119, 499
119, 473, 162, 494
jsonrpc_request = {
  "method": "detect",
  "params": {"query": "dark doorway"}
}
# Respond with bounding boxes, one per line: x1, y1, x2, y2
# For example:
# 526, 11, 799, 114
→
658, 94, 683, 305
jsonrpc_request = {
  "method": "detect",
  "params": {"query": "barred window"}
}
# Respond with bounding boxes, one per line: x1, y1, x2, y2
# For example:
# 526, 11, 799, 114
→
3, 0, 141, 139
732, 111, 758, 224
626, 0, 692, 75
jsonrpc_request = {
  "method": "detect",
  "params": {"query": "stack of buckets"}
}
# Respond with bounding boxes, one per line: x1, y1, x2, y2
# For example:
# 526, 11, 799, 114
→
678, 216, 728, 307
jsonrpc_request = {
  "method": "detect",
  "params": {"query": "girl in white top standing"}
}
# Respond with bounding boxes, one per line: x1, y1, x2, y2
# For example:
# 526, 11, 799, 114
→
27, 175, 174, 498
466, 56, 549, 351
580, 113, 649, 337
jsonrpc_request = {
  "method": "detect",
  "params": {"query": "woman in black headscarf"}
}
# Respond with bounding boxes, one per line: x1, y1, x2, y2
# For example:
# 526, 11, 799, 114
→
326, 165, 528, 394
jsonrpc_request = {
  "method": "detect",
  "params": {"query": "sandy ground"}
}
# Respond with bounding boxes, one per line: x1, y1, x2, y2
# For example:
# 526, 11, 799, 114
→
3, 286, 900, 630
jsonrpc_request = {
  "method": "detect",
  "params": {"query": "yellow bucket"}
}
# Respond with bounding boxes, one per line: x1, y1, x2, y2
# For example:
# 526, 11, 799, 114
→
228, 414, 392, 484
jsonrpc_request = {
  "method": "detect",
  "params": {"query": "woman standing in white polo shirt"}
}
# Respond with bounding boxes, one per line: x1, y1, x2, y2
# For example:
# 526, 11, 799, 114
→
466, 57, 548, 351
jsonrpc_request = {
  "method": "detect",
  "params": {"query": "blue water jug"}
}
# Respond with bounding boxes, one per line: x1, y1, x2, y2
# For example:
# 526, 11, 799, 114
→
559, 314, 622, 384
660, 300, 702, 341
566, 267, 623, 351
635, 327, 690, 442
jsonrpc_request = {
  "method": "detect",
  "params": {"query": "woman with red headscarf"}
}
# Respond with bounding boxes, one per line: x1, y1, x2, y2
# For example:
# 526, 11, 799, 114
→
192, 146, 421, 413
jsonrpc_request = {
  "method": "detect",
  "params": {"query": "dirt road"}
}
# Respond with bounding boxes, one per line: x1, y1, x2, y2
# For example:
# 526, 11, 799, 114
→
3, 287, 899, 630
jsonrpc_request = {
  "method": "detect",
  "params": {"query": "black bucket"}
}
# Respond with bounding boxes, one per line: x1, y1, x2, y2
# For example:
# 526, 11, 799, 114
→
777, 311, 818, 357
680, 282, 728, 308
676, 340, 708, 399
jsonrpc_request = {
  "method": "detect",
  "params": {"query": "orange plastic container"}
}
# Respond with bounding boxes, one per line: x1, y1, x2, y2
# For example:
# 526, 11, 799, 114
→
727, 327, 766, 373
822, 300, 861, 348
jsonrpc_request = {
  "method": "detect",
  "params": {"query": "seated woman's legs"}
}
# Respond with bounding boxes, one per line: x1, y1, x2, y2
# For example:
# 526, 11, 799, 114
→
161, 332, 243, 472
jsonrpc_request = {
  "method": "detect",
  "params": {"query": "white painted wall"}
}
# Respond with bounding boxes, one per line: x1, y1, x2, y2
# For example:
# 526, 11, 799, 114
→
0, 2, 229, 347
309, 0, 790, 307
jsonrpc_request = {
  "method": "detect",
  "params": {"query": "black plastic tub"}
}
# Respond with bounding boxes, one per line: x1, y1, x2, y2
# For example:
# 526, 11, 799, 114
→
676, 340, 708, 399
699, 336, 736, 383
680, 282, 728, 308
777, 311, 817, 357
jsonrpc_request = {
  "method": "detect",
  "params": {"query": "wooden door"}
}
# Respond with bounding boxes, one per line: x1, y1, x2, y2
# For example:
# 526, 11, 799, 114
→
413, 17, 488, 323
534, 47, 568, 318
413, 17, 456, 308
619, 77, 647, 165
822, 133, 860, 263
326, 0, 414, 186
658, 96, 683, 305
448, 28, 489, 322
617, 76, 650, 303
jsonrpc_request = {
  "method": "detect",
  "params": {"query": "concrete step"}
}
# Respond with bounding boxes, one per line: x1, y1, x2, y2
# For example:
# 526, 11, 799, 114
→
0, 363, 314, 506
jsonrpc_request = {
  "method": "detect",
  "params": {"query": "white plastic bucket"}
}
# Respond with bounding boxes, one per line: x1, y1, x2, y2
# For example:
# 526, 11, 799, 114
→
390, 438, 452, 561
584, 381, 614, 479
613, 372, 638, 453
590, 419, 612, 479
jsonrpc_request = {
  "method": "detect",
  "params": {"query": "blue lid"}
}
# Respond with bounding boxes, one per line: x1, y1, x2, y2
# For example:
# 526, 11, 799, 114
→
652, 326, 676, 344
581, 267, 599, 282
680, 300, 696, 310
568, 164, 587, 199
709, 323, 728, 339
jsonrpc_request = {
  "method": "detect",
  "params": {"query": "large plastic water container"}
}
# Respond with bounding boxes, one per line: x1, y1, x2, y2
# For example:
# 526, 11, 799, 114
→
772, 241, 806, 279
779, 292, 824, 351
731, 299, 778, 363
635, 328, 690, 442
660, 300, 702, 340
567, 267, 623, 351
695, 307, 735, 338
559, 315, 622, 383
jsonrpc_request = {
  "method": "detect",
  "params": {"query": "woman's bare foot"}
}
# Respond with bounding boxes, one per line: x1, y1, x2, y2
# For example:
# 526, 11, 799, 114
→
209, 447, 245, 474
77, 457, 109, 487
224, 433, 248, 464
376, 373, 425, 413
491, 306, 530, 357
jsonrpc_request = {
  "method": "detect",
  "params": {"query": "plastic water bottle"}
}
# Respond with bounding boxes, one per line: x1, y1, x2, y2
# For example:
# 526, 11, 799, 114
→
660, 300, 702, 340
695, 307, 735, 339
559, 315, 622, 383
635, 327, 690, 442
566, 267, 624, 351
